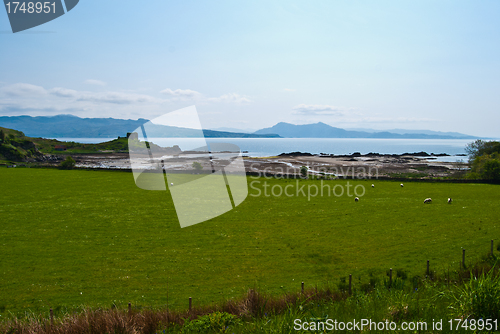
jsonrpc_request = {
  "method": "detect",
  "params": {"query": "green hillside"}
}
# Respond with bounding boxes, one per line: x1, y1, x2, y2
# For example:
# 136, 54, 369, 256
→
0, 127, 175, 163
0, 127, 44, 162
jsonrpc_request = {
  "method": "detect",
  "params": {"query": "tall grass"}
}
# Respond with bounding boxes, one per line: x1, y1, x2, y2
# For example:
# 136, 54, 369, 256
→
1, 257, 499, 334
443, 262, 500, 320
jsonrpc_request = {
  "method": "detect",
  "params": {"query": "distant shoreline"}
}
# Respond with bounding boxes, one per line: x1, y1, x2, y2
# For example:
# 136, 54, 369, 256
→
51, 137, 474, 159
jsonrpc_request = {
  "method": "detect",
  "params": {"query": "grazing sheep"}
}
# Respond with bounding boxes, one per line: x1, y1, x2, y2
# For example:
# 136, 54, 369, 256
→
424, 198, 432, 204
400, 183, 404, 187
371, 184, 375, 188
170, 182, 174, 186
355, 197, 359, 202
448, 198, 452, 204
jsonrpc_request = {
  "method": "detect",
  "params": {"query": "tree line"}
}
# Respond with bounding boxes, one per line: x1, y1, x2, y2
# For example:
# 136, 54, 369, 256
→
465, 140, 500, 180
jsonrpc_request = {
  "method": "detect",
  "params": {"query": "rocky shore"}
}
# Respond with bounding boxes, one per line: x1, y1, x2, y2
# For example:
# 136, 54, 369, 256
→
18, 150, 468, 180
248, 151, 468, 179
278, 151, 465, 158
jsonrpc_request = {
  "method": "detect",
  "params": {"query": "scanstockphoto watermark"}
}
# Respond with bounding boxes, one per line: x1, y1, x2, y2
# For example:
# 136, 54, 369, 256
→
293, 318, 429, 332
3, 0, 79, 33
250, 179, 367, 201
248, 163, 379, 201
293, 318, 499, 332
250, 162, 379, 181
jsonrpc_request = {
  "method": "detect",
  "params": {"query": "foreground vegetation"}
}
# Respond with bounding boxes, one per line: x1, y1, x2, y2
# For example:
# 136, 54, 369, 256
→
1, 256, 499, 333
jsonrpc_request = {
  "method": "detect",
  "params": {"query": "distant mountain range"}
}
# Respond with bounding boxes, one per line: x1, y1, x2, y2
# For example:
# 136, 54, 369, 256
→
0, 115, 479, 139
254, 122, 479, 139
345, 127, 477, 138
0, 115, 279, 138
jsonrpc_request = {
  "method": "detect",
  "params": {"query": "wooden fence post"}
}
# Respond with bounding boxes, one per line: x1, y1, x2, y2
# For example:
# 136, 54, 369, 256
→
50, 308, 53, 325
128, 302, 131, 316
301, 281, 304, 293
426, 260, 430, 276
462, 249, 466, 269
189, 297, 192, 313
492, 240, 494, 256
348, 274, 352, 295
389, 268, 392, 288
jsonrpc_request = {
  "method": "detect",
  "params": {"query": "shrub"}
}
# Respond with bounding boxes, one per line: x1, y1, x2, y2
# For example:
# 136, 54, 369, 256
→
469, 154, 500, 180
181, 312, 239, 333
483, 159, 500, 180
300, 166, 308, 178
466, 140, 500, 161
60, 156, 76, 170
0, 144, 24, 161
192, 162, 203, 171
466, 140, 500, 180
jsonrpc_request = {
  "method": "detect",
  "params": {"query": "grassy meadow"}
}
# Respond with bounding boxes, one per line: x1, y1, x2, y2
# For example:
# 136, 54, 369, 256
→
0, 167, 499, 319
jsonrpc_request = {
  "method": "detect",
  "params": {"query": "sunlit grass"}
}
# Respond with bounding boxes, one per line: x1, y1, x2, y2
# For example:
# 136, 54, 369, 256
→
0, 168, 499, 319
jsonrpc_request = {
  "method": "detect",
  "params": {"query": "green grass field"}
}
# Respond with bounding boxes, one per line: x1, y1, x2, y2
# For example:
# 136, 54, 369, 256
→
1, 168, 499, 318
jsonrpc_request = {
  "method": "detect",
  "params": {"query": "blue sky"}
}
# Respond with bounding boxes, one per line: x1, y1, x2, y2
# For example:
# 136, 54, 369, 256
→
1, 0, 499, 136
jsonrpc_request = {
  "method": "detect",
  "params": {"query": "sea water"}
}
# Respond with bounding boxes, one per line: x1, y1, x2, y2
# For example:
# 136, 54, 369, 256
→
55, 137, 476, 162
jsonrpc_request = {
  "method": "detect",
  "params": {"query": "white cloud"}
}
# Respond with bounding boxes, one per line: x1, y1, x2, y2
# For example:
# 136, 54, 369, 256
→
292, 104, 360, 116
84, 79, 107, 86
48, 87, 159, 104
0, 83, 254, 122
76, 92, 157, 104
0, 103, 82, 114
284, 88, 296, 92
208, 93, 251, 104
0, 82, 168, 122
1, 83, 158, 105
1, 83, 47, 96
161, 88, 251, 104
50, 87, 79, 98
160, 88, 204, 100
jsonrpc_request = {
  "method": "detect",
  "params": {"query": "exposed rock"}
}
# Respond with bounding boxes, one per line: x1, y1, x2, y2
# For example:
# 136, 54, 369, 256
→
278, 152, 314, 157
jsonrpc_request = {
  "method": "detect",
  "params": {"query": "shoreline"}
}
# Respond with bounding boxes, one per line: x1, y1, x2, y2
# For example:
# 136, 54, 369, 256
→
276, 151, 467, 158
4, 150, 469, 180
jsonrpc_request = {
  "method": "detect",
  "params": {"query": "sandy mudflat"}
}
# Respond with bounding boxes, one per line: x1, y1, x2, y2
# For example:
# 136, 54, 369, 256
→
54, 152, 468, 179
244, 154, 466, 178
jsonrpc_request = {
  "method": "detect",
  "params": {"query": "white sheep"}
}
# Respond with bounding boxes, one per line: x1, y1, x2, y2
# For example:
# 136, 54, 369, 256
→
400, 183, 404, 187
424, 198, 432, 204
355, 197, 359, 202
371, 184, 375, 188
170, 182, 174, 186
448, 198, 452, 204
